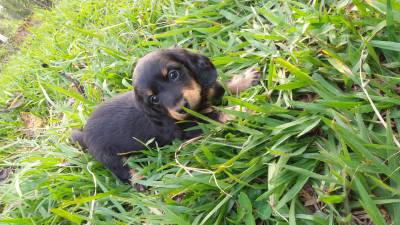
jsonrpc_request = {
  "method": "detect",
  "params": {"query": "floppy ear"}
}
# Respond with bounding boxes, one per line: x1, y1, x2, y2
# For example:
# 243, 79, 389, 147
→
168, 49, 218, 87
192, 54, 218, 87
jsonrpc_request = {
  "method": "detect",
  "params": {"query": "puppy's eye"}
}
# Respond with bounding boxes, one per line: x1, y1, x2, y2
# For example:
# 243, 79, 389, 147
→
168, 70, 180, 81
148, 95, 160, 104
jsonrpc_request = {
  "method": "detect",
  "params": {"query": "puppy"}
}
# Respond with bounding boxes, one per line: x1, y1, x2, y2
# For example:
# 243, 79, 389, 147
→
71, 48, 260, 185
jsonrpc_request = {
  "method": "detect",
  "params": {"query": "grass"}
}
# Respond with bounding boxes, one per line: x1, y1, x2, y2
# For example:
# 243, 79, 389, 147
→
0, 0, 400, 224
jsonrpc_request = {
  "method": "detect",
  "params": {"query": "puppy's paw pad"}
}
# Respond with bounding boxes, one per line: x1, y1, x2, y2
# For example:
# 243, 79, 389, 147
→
244, 68, 261, 84
227, 67, 261, 94
132, 183, 147, 192
251, 78, 261, 86
218, 112, 235, 123
129, 169, 146, 191
244, 67, 259, 75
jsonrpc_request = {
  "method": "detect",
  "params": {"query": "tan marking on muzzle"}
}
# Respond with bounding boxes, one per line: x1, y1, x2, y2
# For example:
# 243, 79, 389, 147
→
182, 80, 201, 109
168, 107, 189, 120
167, 80, 202, 121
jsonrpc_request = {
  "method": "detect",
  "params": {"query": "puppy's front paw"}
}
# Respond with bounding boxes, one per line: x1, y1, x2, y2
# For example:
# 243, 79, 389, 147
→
218, 106, 253, 123
227, 67, 261, 95
218, 112, 235, 123
244, 67, 262, 86
132, 183, 147, 192
129, 169, 147, 192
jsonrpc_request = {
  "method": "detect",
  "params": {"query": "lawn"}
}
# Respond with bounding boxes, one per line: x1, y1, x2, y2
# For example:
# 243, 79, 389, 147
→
0, 0, 400, 224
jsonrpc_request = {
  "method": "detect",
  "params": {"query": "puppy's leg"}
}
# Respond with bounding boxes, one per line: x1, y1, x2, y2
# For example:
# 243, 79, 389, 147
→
226, 67, 261, 95
129, 168, 146, 191
71, 129, 87, 149
217, 105, 254, 123
99, 153, 146, 191
99, 153, 131, 182
217, 67, 261, 123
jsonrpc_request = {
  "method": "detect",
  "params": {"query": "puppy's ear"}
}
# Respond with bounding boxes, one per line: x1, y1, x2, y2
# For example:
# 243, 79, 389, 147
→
192, 55, 218, 87
169, 49, 218, 87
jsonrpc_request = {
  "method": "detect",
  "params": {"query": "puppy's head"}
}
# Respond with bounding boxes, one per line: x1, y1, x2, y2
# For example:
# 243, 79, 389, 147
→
133, 48, 224, 120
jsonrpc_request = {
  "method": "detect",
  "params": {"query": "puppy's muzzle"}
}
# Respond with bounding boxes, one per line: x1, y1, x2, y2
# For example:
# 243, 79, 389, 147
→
167, 98, 192, 120
176, 99, 190, 115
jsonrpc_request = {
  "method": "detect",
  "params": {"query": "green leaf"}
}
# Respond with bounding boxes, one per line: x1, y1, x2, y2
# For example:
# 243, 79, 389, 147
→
61, 192, 114, 208
275, 58, 314, 84
386, 0, 397, 42
0, 218, 33, 225
225, 96, 288, 114
220, 10, 241, 23
281, 164, 335, 182
244, 214, 256, 225
238, 192, 253, 212
276, 175, 309, 209
99, 46, 129, 60
324, 55, 357, 83
319, 194, 345, 204
239, 192, 255, 225
183, 107, 226, 128
268, 58, 276, 89
319, 100, 363, 108
296, 118, 321, 137
44, 82, 93, 105
50, 208, 86, 224
200, 195, 231, 225
289, 199, 296, 225
276, 81, 307, 90
254, 201, 272, 220
370, 40, 400, 52
153, 27, 192, 38
354, 177, 387, 225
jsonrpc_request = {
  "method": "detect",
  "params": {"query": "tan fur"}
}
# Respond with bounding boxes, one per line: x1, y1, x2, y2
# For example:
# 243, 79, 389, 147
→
182, 80, 202, 109
207, 86, 216, 100
226, 67, 260, 95
129, 169, 144, 180
200, 107, 214, 114
167, 80, 201, 120
168, 109, 188, 120
218, 106, 254, 123
161, 66, 168, 77
144, 90, 153, 96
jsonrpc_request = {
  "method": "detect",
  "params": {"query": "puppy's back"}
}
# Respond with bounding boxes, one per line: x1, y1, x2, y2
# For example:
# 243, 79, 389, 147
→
82, 91, 144, 152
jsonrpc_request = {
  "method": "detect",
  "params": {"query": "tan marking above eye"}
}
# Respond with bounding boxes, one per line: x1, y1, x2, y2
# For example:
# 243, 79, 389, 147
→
207, 87, 216, 100
143, 90, 153, 96
161, 66, 168, 77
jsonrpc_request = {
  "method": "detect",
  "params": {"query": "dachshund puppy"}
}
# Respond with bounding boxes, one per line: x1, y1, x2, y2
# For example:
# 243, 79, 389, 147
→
71, 48, 260, 185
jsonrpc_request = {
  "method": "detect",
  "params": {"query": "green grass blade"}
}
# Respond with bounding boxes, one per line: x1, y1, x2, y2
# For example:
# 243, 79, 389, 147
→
354, 177, 387, 225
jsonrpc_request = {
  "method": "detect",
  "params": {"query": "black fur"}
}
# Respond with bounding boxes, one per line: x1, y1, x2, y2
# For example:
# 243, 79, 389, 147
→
71, 48, 224, 182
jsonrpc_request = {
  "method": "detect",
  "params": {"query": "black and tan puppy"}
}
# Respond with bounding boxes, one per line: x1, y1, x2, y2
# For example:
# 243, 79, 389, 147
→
71, 48, 260, 185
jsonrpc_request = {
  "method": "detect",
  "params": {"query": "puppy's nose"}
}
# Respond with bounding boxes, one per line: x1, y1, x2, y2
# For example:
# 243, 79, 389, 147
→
183, 100, 190, 109
177, 100, 190, 114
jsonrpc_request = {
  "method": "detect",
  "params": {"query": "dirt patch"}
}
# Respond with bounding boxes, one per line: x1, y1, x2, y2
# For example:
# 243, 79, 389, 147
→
0, 18, 44, 77
0, 17, 41, 64
12, 17, 36, 44
0, 0, 52, 69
